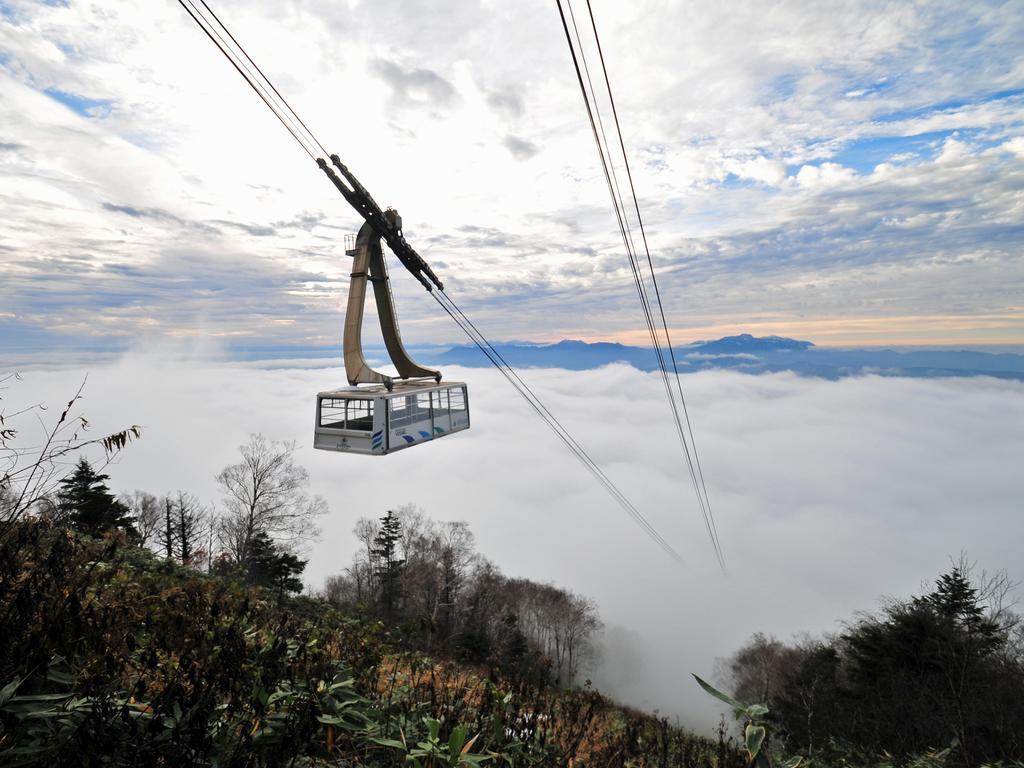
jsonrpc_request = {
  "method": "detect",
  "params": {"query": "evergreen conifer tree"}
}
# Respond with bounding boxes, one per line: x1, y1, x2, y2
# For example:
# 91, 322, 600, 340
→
56, 458, 135, 536
371, 510, 404, 617
248, 530, 307, 594
920, 567, 997, 637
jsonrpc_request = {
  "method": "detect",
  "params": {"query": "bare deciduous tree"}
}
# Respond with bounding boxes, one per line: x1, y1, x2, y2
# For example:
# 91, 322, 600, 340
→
161, 495, 176, 559
216, 434, 326, 567
726, 632, 792, 705
563, 593, 603, 685
0, 481, 15, 521
175, 491, 208, 566
121, 491, 161, 547
435, 520, 477, 642
956, 552, 1021, 633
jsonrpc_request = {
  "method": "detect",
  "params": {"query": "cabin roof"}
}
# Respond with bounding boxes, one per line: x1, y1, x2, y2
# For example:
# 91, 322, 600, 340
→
317, 380, 466, 399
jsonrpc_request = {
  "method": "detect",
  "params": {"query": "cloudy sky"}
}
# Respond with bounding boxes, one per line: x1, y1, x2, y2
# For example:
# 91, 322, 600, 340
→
2, 0, 1023, 357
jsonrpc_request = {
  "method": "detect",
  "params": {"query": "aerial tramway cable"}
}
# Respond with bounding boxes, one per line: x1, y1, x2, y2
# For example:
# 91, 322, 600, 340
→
432, 290, 684, 563
581, 2, 720, 556
554, 0, 725, 569
177, 0, 319, 160
175, 0, 688, 565
193, 0, 331, 159
559, 0, 724, 569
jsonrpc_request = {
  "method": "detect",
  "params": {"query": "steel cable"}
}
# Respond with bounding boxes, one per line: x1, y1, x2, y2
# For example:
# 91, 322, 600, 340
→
177, 0, 319, 160
195, 0, 330, 158
583, 0, 722, 562
562, 0, 712, 551
555, 0, 725, 568
433, 290, 684, 564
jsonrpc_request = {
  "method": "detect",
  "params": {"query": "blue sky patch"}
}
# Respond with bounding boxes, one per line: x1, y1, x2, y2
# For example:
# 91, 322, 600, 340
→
765, 73, 799, 103
872, 88, 1024, 125
831, 128, 1006, 173
44, 88, 113, 118
843, 77, 894, 100
0, 0, 66, 19
833, 131, 956, 172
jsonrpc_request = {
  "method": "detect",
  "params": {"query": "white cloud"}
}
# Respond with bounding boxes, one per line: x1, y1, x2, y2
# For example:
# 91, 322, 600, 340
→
730, 155, 787, 186
10, 353, 1024, 730
1003, 136, 1024, 158
795, 161, 857, 188
937, 137, 971, 164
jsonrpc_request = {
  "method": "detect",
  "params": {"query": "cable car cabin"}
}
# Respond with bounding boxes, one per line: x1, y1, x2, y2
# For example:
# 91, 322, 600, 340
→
314, 381, 469, 456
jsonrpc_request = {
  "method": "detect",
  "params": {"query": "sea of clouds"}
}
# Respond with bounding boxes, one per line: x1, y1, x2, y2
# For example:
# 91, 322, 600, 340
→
10, 350, 1024, 731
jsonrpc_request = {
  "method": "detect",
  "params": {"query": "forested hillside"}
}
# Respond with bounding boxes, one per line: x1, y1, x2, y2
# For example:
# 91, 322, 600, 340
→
0, 518, 744, 766
322, 507, 603, 689
721, 563, 1024, 766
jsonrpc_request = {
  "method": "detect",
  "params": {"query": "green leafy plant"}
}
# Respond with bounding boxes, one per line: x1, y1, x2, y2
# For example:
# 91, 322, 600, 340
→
693, 673, 801, 768
373, 717, 489, 766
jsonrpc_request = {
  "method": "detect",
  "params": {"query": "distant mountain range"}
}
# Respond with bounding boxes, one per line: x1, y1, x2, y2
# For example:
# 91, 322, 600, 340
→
416, 334, 1024, 381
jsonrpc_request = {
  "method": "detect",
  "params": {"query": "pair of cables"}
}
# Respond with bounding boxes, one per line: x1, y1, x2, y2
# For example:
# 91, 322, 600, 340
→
554, 0, 725, 570
431, 289, 684, 564
175, 0, 686, 564
177, 0, 326, 161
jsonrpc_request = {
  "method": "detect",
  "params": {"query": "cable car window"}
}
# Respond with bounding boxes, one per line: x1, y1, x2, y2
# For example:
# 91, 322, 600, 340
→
346, 400, 374, 431
449, 388, 466, 413
389, 395, 415, 428
416, 393, 432, 418
319, 398, 373, 430
320, 398, 346, 428
431, 390, 449, 415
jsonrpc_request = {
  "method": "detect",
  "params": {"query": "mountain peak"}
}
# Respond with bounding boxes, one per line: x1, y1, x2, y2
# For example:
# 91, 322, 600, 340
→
691, 334, 814, 353
553, 339, 626, 349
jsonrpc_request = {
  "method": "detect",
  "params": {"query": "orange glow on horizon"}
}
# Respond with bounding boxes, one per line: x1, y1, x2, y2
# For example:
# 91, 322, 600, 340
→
547, 311, 1024, 348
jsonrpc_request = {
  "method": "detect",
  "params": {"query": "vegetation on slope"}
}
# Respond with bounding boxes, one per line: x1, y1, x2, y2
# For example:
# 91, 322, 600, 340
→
0, 519, 745, 766
722, 563, 1024, 767
322, 507, 603, 690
